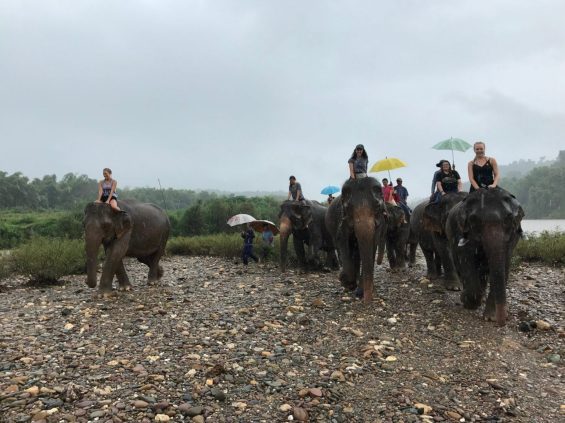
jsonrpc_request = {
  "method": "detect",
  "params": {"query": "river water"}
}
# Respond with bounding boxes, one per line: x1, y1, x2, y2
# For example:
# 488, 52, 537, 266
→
521, 219, 565, 235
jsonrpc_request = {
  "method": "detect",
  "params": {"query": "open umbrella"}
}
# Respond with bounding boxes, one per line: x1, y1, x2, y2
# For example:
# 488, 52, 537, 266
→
320, 185, 340, 195
432, 137, 472, 169
227, 213, 256, 227
249, 219, 279, 235
369, 157, 408, 180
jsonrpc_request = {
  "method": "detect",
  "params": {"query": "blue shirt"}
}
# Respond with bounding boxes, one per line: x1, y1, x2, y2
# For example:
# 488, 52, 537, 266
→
394, 185, 409, 203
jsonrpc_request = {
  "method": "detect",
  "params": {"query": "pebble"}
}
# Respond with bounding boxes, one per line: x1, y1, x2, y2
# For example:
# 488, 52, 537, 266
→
293, 407, 308, 421
134, 400, 149, 408
154, 414, 170, 422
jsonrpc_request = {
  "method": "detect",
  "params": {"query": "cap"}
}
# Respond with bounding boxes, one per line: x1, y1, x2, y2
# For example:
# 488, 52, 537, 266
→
355, 144, 364, 150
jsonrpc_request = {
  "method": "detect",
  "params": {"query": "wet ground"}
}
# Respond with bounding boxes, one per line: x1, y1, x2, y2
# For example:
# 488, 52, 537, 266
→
0, 254, 563, 422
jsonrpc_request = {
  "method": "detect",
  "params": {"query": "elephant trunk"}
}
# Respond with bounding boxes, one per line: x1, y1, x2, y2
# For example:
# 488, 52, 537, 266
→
376, 222, 386, 265
85, 232, 101, 288
483, 226, 508, 326
353, 210, 376, 303
279, 216, 292, 272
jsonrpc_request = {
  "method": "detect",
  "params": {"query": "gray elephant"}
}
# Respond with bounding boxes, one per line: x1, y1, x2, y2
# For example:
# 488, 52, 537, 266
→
279, 200, 336, 272
446, 188, 524, 326
384, 203, 412, 270
325, 177, 387, 303
410, 200, 442, 279
84, 200, 170, 295
421, 192, 467, 290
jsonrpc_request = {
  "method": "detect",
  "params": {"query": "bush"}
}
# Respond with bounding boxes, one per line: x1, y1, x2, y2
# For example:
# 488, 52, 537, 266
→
514, 231, 565, 265
11, 237, 86, 283
166, 233, 297, 265
167, 233, 243, 257
0, 253, 12, 280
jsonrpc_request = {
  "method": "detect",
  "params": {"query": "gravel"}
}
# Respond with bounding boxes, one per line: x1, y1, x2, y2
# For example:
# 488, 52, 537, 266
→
0, 254, 563, 422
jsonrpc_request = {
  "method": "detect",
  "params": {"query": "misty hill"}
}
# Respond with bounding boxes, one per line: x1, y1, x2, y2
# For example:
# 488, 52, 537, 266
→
499, 156, 556, 178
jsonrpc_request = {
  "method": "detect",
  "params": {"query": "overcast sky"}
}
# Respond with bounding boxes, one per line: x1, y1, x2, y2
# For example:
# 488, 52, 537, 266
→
1, 0, 564, 201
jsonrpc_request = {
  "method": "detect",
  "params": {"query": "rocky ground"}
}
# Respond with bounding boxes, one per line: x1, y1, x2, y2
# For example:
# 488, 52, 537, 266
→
0, 254, 563, 423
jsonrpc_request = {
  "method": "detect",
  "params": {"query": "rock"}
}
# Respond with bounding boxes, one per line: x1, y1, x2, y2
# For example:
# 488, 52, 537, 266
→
293, 406, 308, 421
186, 406, 203, 417
133, 400, 149, 408
280, 404, 293, 412
308, 388, 323, 398
192, 416, 205, 423
211, 388, 227, 401
330, 371, 345, 382
535, 320, 551, 330
24, 386, 39, 396
415, 403, 433, 414
89, 410, 106, 418
445, 411, 462, 420
547, 354, 561, 363
154, 414, 170, 422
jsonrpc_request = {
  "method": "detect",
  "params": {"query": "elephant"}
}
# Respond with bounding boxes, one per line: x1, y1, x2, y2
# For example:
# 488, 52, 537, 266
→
325, 177, 387, 303
278, 200, 336, 272
410, 200, 442, 280
421, 192, 468, 290
84, 200, 170, 295
384, 203, 411, 270
446, 188, 524, 326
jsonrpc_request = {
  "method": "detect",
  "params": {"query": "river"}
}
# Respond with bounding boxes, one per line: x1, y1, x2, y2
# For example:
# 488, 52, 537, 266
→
521, 219, 565, 235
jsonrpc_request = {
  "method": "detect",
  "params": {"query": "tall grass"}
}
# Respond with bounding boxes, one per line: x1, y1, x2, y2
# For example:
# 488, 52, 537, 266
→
514, 231, 565, 265
10, 238, 86, 283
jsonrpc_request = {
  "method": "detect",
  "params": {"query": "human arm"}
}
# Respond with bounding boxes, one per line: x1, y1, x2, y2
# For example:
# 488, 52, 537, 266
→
489, 157, 500, 188
348, 161, 355, 179
468, 160, 479, 190
435, 180, 445, 195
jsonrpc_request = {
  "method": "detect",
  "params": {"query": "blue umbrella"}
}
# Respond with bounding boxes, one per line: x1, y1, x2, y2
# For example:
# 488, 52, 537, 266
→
320, 185, 340, 195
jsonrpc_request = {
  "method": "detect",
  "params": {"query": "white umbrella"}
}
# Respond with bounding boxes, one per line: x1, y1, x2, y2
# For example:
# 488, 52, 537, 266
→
227, 213, 256, 227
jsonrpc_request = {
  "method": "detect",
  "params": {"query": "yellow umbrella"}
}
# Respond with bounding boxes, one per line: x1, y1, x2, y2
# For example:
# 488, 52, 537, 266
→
369, 157, 408, 179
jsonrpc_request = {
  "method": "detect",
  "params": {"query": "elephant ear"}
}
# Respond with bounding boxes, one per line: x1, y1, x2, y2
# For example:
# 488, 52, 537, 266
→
299, 204, 313, 227
422, 204, 442, 232
113, 211, 132, 239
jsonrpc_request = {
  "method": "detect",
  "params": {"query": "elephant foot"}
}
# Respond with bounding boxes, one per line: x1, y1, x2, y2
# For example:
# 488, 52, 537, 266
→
86, 277, 97, 288
96, 290, 118, 299
426, 272, 440, 281
484, 302, 508, 326
354, 286, 363, 298
443, 278, 462, 291
339, 272, 356, 291
461, 290, 482, 310
118, 283, 133, 292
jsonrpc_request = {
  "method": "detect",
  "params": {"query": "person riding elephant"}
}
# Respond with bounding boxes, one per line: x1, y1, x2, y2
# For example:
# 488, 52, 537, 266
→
384, 203, 411, 270
446, 188, 524, 326
422, 191, 467, 290
325, 177, 387, 303
278, 200, 336, 272
84, 199, 170, 295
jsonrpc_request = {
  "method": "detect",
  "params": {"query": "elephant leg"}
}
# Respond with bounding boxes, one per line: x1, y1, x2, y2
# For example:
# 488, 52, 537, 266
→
116, 261, 132, 291
408, 242, 417, 267
421, 247, 440, 280
293, 239, 307, 271
138, 253, 162, 283
338, 241, 356, 291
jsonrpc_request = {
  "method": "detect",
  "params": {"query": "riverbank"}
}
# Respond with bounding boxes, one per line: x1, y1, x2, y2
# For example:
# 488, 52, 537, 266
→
0, 255, 563, 422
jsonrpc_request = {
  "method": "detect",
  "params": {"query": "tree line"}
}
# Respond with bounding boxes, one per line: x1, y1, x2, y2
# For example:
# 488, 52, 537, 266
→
503, 150, 564, 219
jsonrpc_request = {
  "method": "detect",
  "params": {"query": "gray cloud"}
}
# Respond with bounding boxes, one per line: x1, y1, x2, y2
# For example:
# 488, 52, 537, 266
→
1, 0, 563, 201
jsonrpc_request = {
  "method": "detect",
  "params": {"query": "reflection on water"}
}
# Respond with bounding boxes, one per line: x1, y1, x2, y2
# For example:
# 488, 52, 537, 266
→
521, 219, 565, 234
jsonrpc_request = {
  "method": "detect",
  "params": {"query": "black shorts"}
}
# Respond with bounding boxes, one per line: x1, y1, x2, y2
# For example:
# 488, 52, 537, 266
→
101, 195, 118, 203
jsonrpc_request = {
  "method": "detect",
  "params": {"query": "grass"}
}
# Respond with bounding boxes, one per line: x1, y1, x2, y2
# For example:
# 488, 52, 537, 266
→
0, 210, 84, 249
10, 237, 87, 283
514, 231, 565, 265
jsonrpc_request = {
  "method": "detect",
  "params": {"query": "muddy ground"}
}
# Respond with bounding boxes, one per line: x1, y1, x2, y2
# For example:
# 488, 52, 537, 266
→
0, 254, 563, 423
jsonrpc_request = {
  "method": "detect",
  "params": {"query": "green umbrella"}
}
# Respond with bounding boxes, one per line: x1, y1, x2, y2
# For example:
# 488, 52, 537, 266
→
432, 137, 472, 169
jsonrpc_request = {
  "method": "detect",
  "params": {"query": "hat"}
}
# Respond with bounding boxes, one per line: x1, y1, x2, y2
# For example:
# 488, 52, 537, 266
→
289, 175, 296, 180
436, 159, 450, 168
355, 144, 364, 150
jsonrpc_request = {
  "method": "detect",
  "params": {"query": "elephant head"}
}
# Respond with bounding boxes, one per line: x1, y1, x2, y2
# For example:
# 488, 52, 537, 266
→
339, 177, 386, 302
452, 188, 524, 325
83, 202, 132, 288
423, 191, 467, 234
278, 201, 313, 271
